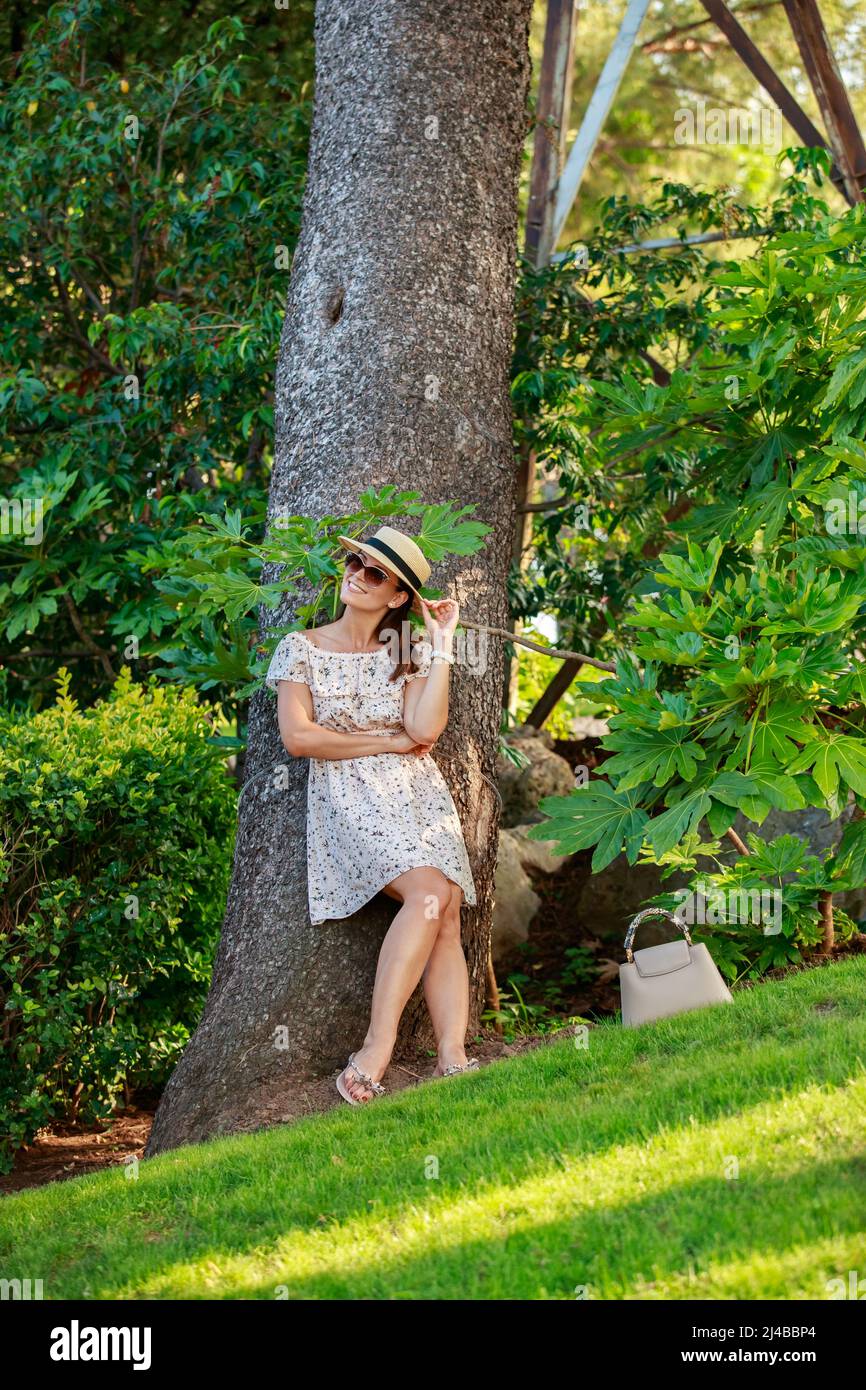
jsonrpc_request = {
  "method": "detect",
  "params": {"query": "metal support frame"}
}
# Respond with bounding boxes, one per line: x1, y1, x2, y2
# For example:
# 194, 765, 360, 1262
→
513, 1, 651, 719
551, 0, 651, 250
525, 0, 579, 268
782, 0, 866, 204
509, 1, 580, 713
551, 225, 771, 258
697, 0, 852, 203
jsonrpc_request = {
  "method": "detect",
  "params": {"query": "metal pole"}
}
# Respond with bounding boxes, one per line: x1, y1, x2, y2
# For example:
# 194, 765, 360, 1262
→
697, 0, 850, 203
525, 0, 579, 267
508, 1, 580, 715
551, 0, 652, 249
550, 226, 772, 257
782, 0, 866, 204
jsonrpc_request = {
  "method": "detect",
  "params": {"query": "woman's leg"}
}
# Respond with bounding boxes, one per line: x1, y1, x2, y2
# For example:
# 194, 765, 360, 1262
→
341, 867, 454, 1102
420, 886, 472, 1075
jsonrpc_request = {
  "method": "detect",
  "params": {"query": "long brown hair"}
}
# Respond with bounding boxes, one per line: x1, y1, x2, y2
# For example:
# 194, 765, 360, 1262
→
331, 593, 423, 682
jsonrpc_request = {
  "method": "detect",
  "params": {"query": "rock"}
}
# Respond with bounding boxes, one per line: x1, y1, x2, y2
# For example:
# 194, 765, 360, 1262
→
509, 822, 569, 875
575, 856, 681, 948
491, 829, 541, 963
575, 803, 861, 946
728, 805, 845, 862
496, 733, 576, 828
490, 825, 571, 965
570, 715, 610, 738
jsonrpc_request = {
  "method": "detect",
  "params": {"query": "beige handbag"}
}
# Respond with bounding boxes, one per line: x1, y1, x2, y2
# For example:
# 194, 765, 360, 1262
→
619, 908, 733, 1028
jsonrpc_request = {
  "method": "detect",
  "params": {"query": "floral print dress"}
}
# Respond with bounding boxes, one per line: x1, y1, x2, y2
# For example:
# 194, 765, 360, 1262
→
266, 630, 478, 926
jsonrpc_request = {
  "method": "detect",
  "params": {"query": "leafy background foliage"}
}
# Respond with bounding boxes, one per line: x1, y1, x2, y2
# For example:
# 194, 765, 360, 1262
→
1, 2, 311, 710
0, 670, 236, 1171
528, 201, 866, 975
2, 1, 866, 1169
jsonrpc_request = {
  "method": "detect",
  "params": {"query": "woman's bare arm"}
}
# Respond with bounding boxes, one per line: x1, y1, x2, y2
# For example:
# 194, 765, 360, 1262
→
402, 630, 453, 744
276, 679, 418, 759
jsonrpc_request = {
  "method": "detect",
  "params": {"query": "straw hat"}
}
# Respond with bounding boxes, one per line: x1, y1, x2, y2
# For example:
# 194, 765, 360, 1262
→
335, 526, 431, 598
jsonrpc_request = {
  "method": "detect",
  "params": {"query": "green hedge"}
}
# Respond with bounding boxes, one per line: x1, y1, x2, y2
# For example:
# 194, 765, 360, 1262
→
0, 669, 236, 1172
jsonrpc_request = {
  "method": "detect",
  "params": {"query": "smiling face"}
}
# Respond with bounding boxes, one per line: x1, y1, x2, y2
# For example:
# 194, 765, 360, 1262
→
339, 551, 409, 613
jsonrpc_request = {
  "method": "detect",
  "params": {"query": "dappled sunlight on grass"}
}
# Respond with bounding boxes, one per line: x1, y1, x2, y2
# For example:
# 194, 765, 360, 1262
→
129, 1075, 866, 1299
2, 959, 865, 1299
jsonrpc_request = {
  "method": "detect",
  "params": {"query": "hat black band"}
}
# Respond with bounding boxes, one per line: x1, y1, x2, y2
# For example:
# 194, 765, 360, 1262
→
362, 537, 422, 592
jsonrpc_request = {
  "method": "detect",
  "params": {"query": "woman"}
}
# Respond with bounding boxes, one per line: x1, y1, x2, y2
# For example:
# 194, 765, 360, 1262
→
266, 525, 479, 1106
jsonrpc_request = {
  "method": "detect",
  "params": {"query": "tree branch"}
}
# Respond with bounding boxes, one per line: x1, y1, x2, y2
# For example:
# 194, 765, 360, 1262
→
55, 582, 116, 680
725, 826, 750, 856
459, 620, 615, 672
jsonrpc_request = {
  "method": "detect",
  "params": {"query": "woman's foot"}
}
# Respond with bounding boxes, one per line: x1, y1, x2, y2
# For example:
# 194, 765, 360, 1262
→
338, 1046, 389, 1103
432, 1045, 471, 1078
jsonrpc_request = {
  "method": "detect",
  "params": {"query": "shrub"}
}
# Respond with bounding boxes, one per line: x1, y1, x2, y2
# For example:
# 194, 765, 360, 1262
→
529, 202, 866, 980
0, 669, 236, 1171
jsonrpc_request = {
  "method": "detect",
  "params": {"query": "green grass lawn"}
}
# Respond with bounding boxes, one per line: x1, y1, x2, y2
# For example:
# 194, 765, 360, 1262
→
3, 957, 866, 1300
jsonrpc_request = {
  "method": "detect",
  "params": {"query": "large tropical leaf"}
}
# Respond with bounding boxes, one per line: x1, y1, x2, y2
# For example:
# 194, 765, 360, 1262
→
601, 725, 706, 790
645, 788, 713, 858
526, 781, 649, 872
789, 733, 866, 798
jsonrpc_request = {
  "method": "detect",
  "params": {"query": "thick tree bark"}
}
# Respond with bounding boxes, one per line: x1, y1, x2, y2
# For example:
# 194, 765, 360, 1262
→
146, 0, 532, 1156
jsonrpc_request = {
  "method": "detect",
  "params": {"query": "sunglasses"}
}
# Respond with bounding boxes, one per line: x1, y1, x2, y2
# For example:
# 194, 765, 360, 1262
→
343, 551, 396, 588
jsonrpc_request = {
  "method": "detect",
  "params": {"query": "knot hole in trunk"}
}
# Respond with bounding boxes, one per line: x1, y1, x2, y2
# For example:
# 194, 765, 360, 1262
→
324, 286, 345, 325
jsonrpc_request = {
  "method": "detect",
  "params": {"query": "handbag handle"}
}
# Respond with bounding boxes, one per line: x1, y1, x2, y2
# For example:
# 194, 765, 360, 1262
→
624, 907, 693, 963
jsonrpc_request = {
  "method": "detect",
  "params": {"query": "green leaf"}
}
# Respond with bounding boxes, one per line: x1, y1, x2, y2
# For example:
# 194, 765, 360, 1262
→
831, 817, 866, 889
646, 788, 712, 858
602, 724, 706, 790
789, 733, 866, 798
526, 781, 649, 872
744, 701, 814, 766
744, 833, 811, 878
706, 799, 737, 836
653, 538, 722, 594
823, 349, 866, 409
711, 764, 805, 824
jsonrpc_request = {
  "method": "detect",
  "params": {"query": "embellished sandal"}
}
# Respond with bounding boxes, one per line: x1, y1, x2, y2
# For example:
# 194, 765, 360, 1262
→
435, 1058, 480, 1079
336, 1052, 386, 1106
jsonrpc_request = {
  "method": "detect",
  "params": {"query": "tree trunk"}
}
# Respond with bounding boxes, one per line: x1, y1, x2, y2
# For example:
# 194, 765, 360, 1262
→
145, 0, 532, 1156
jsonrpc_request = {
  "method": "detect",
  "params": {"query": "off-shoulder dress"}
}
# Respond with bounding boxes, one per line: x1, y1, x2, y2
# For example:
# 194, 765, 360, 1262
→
266, 629, 478, 926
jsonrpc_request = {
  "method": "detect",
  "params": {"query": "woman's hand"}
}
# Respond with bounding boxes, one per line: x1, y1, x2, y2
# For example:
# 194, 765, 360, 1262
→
387, 731, 434, 755
417, 595, 459, 646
